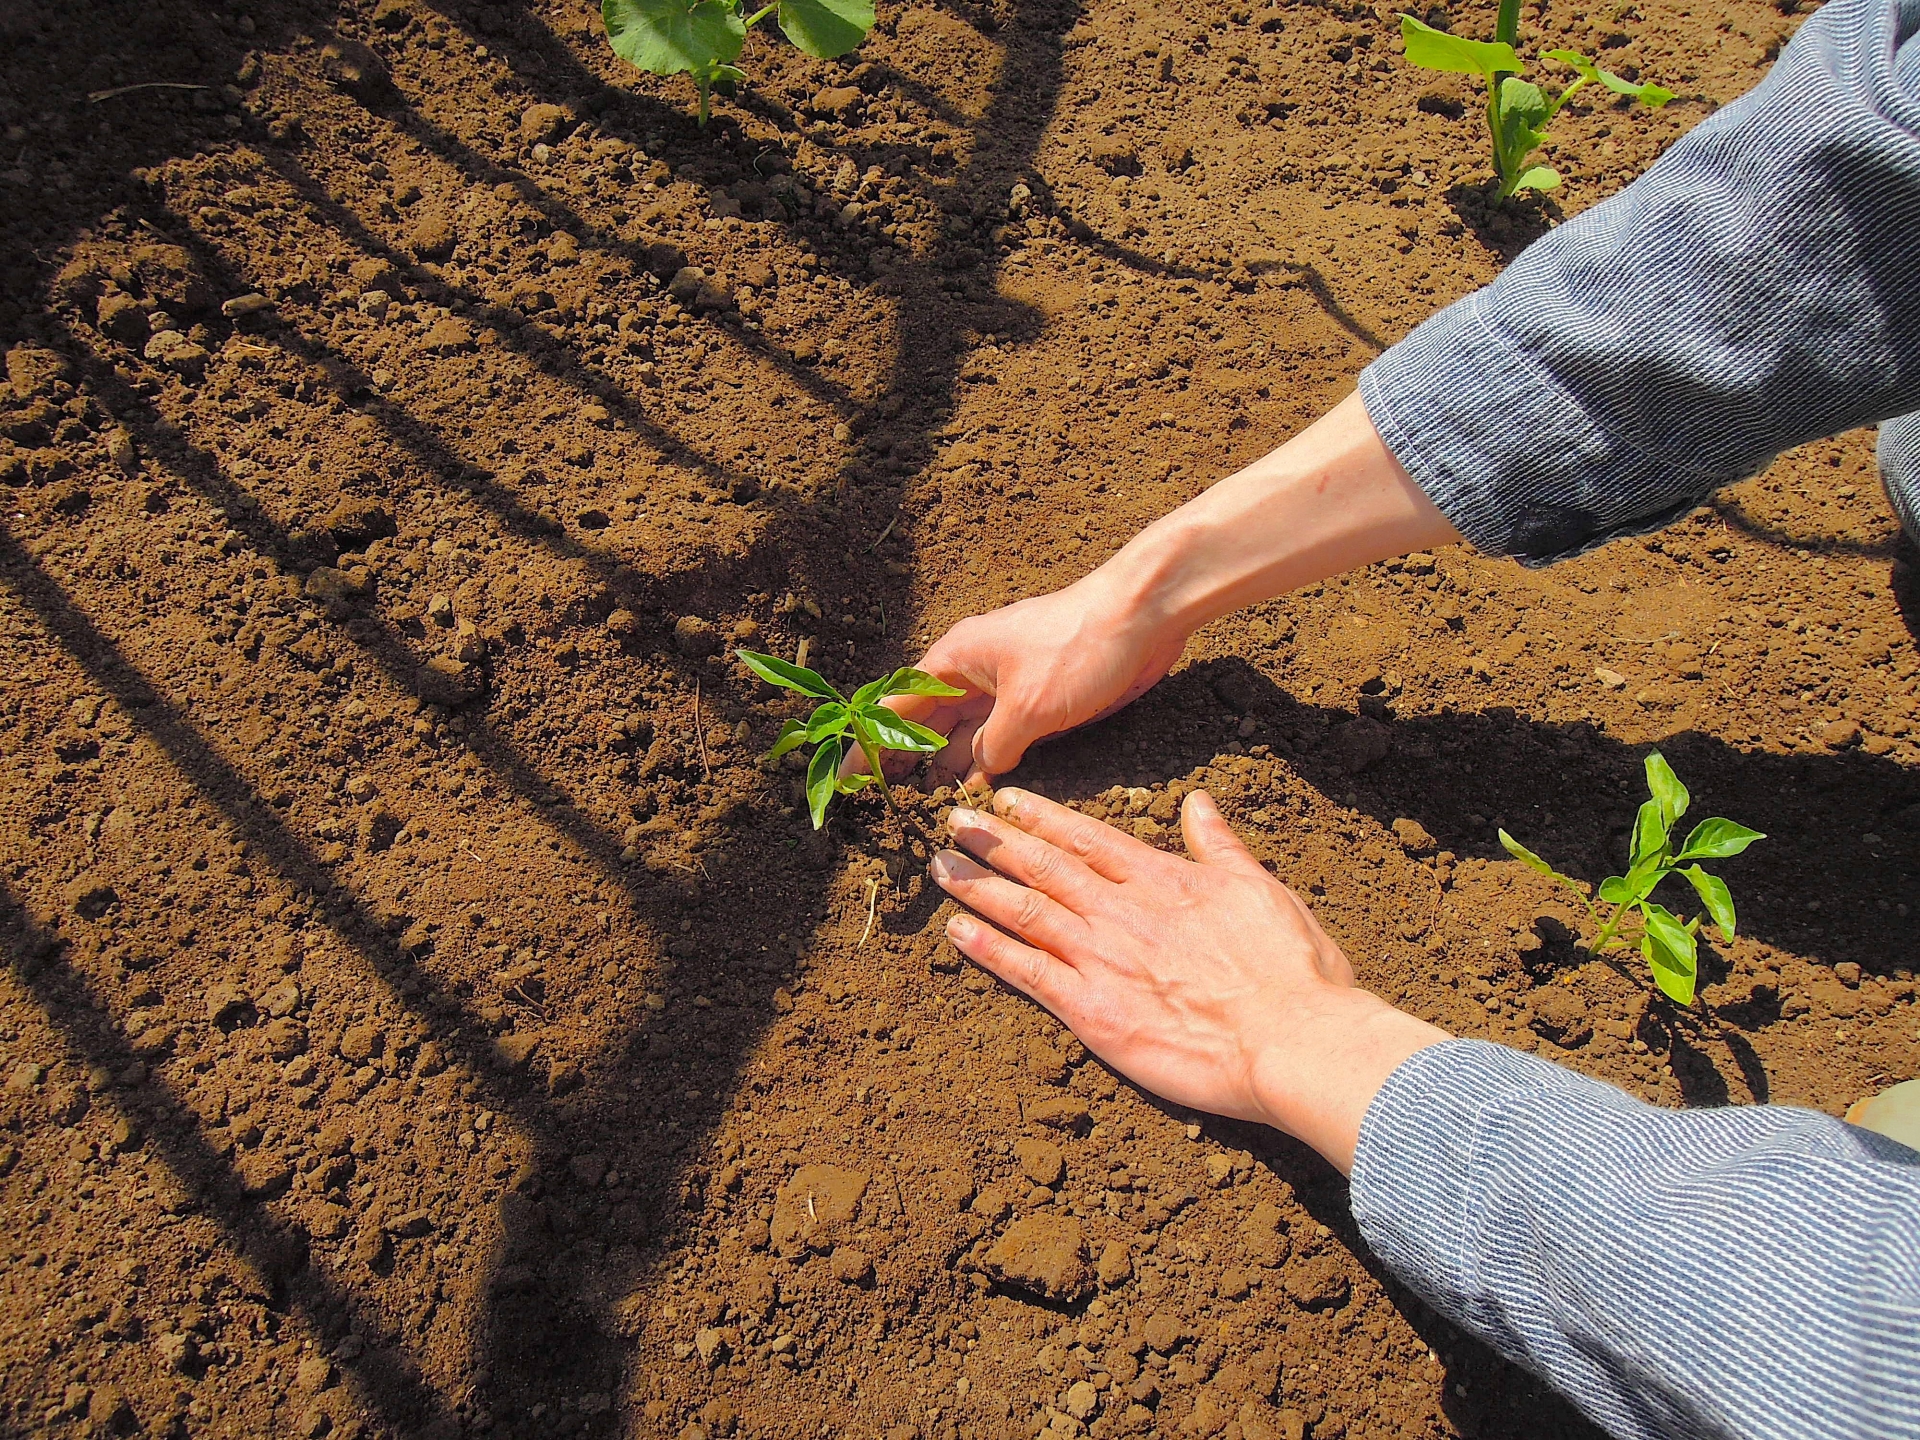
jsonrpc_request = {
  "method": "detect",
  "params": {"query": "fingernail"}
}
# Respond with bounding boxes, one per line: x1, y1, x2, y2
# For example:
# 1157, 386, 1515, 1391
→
992, 787, 1025, 817
930, 851, 960, 880
947, 914, 975, 942
948, 806, 988, 833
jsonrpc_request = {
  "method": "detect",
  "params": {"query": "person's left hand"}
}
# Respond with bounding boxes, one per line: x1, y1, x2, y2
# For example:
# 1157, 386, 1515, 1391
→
929, 787, 1446, 1173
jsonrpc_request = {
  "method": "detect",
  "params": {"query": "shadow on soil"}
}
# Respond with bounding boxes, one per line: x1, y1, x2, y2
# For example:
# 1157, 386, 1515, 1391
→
6, 6, 1905, 1440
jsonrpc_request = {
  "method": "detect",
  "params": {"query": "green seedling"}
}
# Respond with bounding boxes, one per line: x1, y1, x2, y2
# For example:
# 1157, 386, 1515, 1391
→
737, 650, 963, 829
602, 0, 874, 127
1399, 0, 1672, 200
1499, 751, 1764, 1006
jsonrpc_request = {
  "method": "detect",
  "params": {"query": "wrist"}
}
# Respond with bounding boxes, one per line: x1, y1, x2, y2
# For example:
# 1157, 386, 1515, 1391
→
1248, 985, 1448, 1175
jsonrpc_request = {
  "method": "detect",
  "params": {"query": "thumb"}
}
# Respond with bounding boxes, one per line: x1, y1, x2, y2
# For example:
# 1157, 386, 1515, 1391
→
972, 702, 1037, 778
1181, 790, 1266, 875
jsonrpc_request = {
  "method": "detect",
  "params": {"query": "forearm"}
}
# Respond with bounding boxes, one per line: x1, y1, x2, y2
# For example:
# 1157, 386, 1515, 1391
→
1353, 1041, 1920, 1440
1092, 390, 1460, 636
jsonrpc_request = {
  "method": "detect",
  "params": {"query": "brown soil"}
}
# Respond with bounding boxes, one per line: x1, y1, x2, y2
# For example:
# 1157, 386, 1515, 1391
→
3, 1, 1915, 1439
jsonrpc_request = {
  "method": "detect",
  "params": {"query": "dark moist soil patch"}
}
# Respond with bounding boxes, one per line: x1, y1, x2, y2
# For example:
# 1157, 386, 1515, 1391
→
1, 1, 1912, 1439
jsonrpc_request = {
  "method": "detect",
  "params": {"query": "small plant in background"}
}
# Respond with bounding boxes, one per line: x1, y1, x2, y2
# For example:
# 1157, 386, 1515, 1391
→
602, 0, 875, 127
1499, 751, 1764, 1005
1399, 0, 1672, 200
737, 650, 962, 829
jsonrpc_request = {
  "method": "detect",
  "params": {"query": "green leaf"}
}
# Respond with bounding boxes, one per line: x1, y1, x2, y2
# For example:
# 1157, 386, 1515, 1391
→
1640, 901, 1698, 1005
1541, 48, 1673, 106
835, 769, 877, 795
1498, 75, 1551, 129
602, 0, 746, 77
1541, 46, 1599, 77
879, 667, 968, 699
805, 738, 841, 829
736, 649, 840, 700
1496, 829, 1584, 891
776, 0, 873, 58
850, 677, 887, 709
1684, 865, 1736, 938
804, 702, 852, 741
1399, 14, 1522, 78
767, 717, 808, 761
856, 705, 947, 754
1673, 818, 1766, 861
1629, 798, 1670, 869
1510, 164, 1561, 192
1599, 860, 1667, 906
1643, 750, 1690, 829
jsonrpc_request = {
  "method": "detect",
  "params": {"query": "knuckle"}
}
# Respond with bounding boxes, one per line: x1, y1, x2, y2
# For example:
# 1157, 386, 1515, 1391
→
1022, 843, 1065, 889
1063, 819, 1108, 858
1012, 887, 1051, 934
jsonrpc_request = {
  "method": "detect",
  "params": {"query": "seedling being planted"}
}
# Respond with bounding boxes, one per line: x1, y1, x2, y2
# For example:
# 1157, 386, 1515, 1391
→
1499, 751, 1764, 1005
737, 650, 963, 829
1399, 0, 1672, 199
602, 0, 874, 127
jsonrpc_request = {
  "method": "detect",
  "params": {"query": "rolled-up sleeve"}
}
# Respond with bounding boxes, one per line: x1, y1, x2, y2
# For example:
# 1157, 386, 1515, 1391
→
1350, 1039, 1920, 1440
1358, 0, 1920, 565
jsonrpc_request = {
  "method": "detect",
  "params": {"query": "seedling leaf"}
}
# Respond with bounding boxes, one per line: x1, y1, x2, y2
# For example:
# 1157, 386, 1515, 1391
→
1673, 818, 1766, 861
1644, 750, 1690, 829
737, 649, 840, 700
1630, 798, 1669, 869
602, 0, 745, 77
1641, 931, 1696, 1005
805, 738, 842, 829
1599, 860, 1665, 907
1683, 864, 1737, 938
856, 705, 948, 754
850, 677, 889, 708
1640, 902, 1699, 1005
879, 667, 968, 699
1401, 14, 1666, 202
804, 702, 852, 742
768, 717, 808, 761
1498, 829, 1583, 890
1399, 15, 1521, 78
777, 0, 874, 58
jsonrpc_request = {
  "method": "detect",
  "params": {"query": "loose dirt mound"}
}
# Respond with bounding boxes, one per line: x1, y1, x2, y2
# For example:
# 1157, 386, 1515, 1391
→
2, 1, 1914, 1439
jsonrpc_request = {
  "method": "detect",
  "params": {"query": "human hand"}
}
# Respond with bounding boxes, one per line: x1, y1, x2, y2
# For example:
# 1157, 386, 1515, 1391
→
929, 786, 1446, 1173
875, 392, 1456, 787
878, 565, 1190, 785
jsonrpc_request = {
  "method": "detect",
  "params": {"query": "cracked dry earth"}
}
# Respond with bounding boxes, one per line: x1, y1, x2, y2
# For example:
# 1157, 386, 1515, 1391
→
2, 0, 1917, 1439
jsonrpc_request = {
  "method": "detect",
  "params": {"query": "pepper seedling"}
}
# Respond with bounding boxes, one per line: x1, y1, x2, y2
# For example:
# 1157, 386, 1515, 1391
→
1498, 750, 1764, 1005
737, 650, 963, 829
602, 0, 874, 127
1399, 0, 1672, 200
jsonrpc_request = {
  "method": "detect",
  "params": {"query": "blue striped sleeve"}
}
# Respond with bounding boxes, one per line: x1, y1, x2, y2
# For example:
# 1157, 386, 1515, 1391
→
1349, 1039, 1920, 1440
1358, 0, 1920, 565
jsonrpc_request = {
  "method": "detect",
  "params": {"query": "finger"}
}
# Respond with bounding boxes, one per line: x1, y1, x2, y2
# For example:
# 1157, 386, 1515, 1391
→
929, 848, 1088, 954
988, 786, 1157, 884
935, 713, 988, 783
947, 805, 1111, 908
944, 910, 1080, 1012
1179, 790, 1269, 877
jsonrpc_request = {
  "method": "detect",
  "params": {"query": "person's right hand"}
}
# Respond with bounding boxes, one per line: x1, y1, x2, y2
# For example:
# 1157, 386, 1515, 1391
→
888, 563, 1191, 785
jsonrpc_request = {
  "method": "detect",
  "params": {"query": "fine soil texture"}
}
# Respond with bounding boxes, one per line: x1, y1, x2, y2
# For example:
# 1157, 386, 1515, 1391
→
2, 1, 1915, 1439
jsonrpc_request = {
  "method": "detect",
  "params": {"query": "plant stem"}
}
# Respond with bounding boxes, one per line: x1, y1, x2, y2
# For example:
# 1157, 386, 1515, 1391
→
851, 722, 900, 816
1494, 0, 1521, 49
1587, 901, 1631, 956
741, 2, 779, 28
